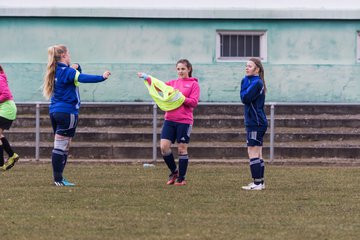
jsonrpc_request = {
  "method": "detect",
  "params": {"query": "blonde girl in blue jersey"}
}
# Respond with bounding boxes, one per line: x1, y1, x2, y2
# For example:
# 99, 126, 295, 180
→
43, 44, 111, 186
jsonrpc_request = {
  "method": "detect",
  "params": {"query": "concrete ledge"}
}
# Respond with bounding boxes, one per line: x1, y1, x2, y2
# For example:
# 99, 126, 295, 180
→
17, 158, 360, 166
1, 8, 360, 20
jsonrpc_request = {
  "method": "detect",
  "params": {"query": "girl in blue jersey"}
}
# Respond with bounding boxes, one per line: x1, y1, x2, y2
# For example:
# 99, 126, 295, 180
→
43, 44, 111, 186
240, 58, 267, 191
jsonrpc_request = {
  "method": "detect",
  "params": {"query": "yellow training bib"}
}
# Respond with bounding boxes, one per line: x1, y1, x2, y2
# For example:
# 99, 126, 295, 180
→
144, 76, 185, 111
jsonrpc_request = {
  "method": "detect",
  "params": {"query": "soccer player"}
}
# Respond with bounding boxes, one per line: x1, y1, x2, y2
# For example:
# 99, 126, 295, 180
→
138, 59, 200, 186
43, 44, 111, 186
240, 58, 267, 190
0, 64, 20, 171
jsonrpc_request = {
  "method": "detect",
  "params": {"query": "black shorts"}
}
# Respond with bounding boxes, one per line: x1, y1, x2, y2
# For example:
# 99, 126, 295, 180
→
0, 116, 13, 130
246, 130, 266, 147
161, 120, 192, 144
50, 112, 78, 137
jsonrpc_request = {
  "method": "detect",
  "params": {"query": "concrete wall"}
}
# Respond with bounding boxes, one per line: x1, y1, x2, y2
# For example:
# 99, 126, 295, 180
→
1, 17, 359, 102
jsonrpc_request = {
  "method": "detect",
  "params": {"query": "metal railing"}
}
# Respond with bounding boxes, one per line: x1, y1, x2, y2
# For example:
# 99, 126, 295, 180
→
266, 102, 360, 162
25, 101, 360, 162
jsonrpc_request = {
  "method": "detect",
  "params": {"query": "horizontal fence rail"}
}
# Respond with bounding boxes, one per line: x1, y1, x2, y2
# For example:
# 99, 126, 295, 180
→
15, 101, 360, 162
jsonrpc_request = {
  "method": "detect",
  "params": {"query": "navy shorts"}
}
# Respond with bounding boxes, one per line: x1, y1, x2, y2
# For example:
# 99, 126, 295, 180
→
161, 120, 192, 144
0, 116, 13, 130
50, 112, 78, 137
246, 130, 266, 147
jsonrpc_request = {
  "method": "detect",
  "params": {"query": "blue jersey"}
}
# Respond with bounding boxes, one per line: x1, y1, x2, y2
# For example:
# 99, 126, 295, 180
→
49, 62, 105, 114
240, 75, 267, 131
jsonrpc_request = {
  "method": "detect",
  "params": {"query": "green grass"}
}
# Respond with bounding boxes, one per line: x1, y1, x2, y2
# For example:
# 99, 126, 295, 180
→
1, 163, 359, 240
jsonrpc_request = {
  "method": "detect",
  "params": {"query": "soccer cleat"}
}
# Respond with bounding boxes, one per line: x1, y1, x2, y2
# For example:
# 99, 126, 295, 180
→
242, 182, 264, 190
166, 170, 178, 185
174, 178, 187, 186
54, 178, 75, 187
2, 153, 20, 171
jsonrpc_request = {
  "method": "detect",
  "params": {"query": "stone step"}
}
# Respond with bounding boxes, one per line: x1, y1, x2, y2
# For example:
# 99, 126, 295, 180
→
11, 140, 360, 160
27, 158, 360, 166
269, 104, 360, 115
11, 114, 360, 129
15, 103, 155, 115
6, 127, 360, 143
15, 103, 360, 115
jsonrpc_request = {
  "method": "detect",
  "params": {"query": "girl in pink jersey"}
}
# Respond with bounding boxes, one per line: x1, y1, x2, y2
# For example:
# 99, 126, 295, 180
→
0, 64, 19, 171
138, 59, 200, 186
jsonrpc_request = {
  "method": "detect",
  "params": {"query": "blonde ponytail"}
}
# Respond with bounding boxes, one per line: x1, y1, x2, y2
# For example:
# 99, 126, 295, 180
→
42, 44, 67, 100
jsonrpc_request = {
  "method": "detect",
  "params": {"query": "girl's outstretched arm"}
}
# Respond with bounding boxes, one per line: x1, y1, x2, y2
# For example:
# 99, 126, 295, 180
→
137, 72, 151, 84
77, 71, 111, 83
138, 72, 162, 92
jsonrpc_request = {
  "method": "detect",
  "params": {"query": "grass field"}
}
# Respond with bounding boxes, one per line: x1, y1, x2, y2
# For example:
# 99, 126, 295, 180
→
1, 163, 359, 240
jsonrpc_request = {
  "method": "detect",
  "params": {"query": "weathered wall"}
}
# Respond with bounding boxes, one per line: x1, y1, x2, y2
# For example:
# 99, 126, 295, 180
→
1, 17, 359, 102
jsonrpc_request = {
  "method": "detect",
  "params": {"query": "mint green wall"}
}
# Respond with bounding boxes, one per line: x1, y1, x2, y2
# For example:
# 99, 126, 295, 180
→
1, 18, 359, 102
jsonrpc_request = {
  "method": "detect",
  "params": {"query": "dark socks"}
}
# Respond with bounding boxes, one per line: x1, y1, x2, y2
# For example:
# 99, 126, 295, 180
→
1, 137, 14, 157
52, 149, 65, 182
0, 145, 4, 166
163, 152, 177, 173
62, 151, 68, 173
178, 155, 189, 181
260, 159, 265, 184
250, 158, 262, 185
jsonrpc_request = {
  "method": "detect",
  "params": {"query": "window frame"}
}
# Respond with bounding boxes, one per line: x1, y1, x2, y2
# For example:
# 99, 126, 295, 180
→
216, 30, 267, 62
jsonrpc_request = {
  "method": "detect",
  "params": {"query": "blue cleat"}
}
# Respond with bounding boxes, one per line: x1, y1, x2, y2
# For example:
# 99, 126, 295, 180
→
54, 178, 75, 187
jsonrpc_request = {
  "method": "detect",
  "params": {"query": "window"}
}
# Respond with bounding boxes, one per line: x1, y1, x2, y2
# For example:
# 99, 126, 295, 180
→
216, 30, 267, 62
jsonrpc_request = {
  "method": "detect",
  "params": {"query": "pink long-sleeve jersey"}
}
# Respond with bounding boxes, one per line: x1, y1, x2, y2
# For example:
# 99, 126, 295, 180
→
164, 77, 200, 125
0, 72, 14, 103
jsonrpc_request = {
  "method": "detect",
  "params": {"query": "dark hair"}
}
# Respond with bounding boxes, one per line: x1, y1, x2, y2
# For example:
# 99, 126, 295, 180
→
249, 57, 266, 93
176, 59, 193, 77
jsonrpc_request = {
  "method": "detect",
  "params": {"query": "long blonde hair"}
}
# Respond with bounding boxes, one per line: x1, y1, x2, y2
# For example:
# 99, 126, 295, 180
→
43, 44, 67, 100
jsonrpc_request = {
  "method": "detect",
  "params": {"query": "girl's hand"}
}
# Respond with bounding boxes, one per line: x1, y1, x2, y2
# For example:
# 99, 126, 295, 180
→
71, 63, 82, 73
71, 64, 79, 70
137, 72, 148, 79
103, 71, 111, 79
